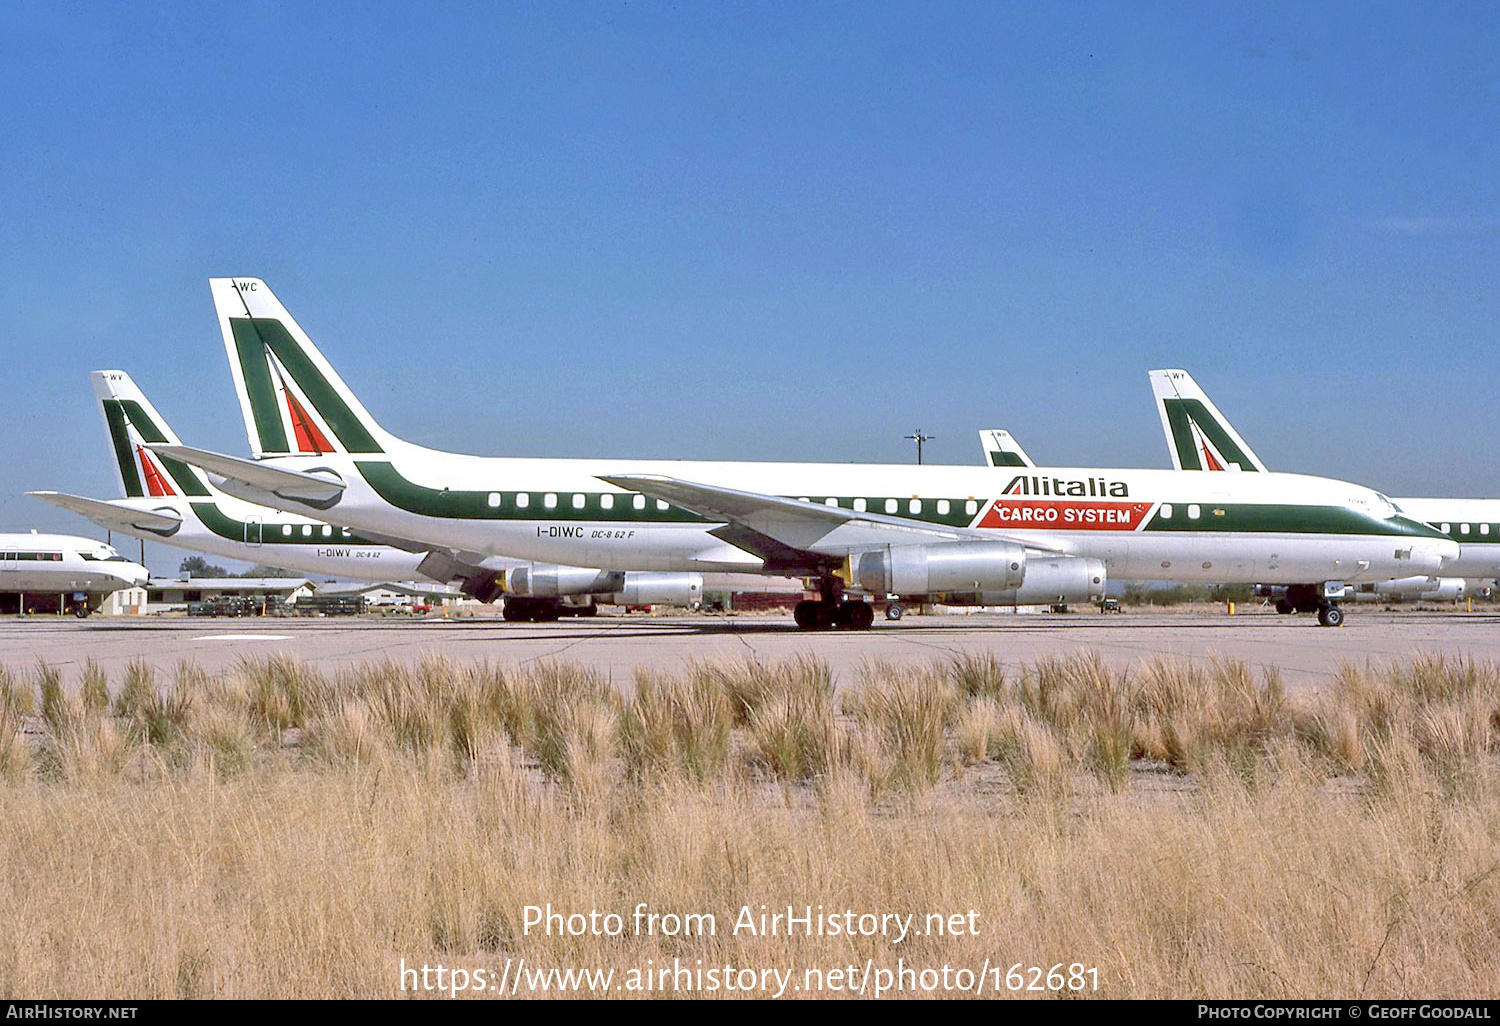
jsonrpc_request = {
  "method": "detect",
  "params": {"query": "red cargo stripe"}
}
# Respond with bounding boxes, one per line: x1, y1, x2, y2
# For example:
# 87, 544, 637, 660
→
979, 499, 1154, 531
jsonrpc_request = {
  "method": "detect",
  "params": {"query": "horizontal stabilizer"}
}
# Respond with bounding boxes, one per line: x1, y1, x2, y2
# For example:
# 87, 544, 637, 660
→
28, 491, 184, 537
149, 445, 346, 509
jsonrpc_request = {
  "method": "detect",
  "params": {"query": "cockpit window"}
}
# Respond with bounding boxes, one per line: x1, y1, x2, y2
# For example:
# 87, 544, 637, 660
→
1375, 493, 1403, 516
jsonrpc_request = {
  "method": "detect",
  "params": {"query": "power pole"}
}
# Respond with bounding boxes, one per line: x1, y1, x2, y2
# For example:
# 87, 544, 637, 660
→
905, 429, 935, 465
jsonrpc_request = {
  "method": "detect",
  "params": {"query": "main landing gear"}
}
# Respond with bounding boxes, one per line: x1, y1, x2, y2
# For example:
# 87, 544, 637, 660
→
1276, 584, 1345, 627
793, 599, 875, 630
793, 577, 875, 630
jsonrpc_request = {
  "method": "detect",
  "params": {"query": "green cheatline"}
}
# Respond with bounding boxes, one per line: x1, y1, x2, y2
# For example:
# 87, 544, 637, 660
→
354, 461, 1446, 539
189, 502, 384, 547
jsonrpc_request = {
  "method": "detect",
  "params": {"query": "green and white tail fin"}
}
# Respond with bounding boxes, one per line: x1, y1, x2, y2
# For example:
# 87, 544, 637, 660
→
977, 429, 1036, 468
210, 277, 393, 458
1149, 369, 1267, 472
91, 370, 213, 499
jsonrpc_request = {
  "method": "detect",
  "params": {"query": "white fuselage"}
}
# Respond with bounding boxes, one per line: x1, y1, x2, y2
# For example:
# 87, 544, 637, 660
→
0, 534, 149, 595
230, 443, 1459, 586
1391, 498, 1500, 579
97, 495, 436, 580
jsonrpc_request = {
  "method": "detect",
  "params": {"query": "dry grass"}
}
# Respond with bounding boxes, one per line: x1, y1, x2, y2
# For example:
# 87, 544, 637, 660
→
0, 650, 1497, 998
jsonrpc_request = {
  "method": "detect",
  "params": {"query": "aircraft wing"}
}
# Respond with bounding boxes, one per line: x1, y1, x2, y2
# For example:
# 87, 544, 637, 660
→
598, 473, 1064, 568
149, 444, 346, 509
343, 527, 499, 585
28, 491, 184, 537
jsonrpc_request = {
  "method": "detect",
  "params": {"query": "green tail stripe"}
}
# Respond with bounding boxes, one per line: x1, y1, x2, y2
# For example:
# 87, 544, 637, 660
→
988, 452, 1029, 467
116, 400, 168, 444
1162, 399, 1257, 471
231, 319, 290, 454
230, 318, 383, 454
101, 400, 144, 498
113, 399, 212, 497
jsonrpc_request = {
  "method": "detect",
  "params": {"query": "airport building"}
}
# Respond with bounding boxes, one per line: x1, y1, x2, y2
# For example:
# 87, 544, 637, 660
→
144, 577, 314, 612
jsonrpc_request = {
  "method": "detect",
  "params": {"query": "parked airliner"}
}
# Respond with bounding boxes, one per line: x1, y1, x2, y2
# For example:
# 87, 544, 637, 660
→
31, 371, 700, 621
0, 531, 148, 616
157, 278, 1457, 630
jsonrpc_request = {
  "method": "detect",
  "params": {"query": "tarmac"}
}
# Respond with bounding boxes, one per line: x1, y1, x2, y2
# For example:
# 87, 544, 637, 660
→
1, 606, 1496, 692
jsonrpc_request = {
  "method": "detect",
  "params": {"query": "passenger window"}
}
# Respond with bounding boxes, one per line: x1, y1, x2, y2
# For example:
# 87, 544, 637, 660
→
1188, 504, 1200, 520
601, 494, 614, 510
1441, 523, 1451, 534
937, 499, 950, 515
322, 525, 331, 537
283, 525, 292, 536
572, 494, 585, 509
656, 500, 669, 511
1483, 524, 1491, 536
854, 498, 867, 512
965, 500, 977, 516
824, 497, 838, 507
884, 499, 897, 514
1461, 523, 1470, 535
544, 493, 557, 509
1161, 504, 1173, 519
487, 492, 501, 508
632, 494, 646, 510
909, 498, 921, 514
303, 525, 313, 537
516, 493, 530, 508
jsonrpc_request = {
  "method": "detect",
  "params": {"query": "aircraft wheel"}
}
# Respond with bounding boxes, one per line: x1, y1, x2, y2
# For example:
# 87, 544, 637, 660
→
533, 604, 560, 622
794, 600, 824, 629
1317, 604, 1345, 628
1274, 599, 1293, 615
73, 606, 90, 619
502, 600, 530, 622
844, 602, 874, 630
885, 603, 904, 621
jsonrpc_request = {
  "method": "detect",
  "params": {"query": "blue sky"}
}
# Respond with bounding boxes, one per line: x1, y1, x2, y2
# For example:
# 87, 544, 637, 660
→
2, 2, 1497, 571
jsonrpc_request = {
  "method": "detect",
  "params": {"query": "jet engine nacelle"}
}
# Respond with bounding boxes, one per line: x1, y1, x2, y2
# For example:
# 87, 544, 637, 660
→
1418, 577, 1465, 602
505, 566, 704, 605
1368, 576, 1466, 602
855, 541, 1027, 596
505, 565, 625, 598
938, 556, 1106, 607
607, 573, 704, 607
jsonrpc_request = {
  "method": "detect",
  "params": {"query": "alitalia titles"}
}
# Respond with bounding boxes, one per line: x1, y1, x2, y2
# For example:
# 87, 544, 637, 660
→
1004, 474, 1129, 498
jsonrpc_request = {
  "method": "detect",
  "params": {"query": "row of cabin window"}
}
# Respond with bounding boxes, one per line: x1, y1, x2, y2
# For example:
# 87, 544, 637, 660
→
477, 493, 983, 516
0, 551, 64, 561
1157, 504, 1202, 520
484, 492, 672, 512
1441, 523, 1494, 537
276, 524, 349, 538
796, 497, 980, 516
